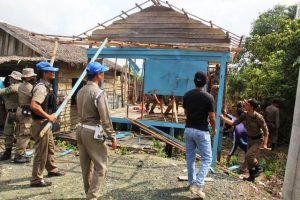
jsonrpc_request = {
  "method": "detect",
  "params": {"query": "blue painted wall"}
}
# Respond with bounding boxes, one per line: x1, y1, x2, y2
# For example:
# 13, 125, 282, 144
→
144, 59, 208, 96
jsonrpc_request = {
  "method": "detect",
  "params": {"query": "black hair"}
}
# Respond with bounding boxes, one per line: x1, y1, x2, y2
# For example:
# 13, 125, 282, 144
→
248, 99, 259, 109
87, 74, 97, 81
194, 71, 207, 87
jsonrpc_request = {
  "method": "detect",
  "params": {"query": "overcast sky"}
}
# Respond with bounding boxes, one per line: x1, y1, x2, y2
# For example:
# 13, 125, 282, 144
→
0, 0, 297, 37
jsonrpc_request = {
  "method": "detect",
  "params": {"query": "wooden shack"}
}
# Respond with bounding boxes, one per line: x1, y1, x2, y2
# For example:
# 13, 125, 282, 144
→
0, 22, 128, 133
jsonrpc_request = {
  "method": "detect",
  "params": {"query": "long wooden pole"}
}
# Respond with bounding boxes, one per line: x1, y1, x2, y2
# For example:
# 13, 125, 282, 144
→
140, 60, 145, 119
126, 60, 130, 118
112, 58, 117, 109
39, 38, 108, 137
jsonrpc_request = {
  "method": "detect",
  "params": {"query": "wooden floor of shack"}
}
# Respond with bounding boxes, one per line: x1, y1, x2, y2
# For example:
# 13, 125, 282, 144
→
110, 104, 186, 123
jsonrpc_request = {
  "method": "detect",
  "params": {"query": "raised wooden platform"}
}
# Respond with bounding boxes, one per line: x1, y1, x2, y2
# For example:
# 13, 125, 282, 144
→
110, 104, 186, 123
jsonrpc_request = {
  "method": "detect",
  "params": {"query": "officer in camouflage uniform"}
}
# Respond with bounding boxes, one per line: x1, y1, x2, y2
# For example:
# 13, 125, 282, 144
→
30, 61, 65, 187
14, 68, 37, 163
76, 61, 117, 200
0, 71, 22, 161
221, 99, 269, 182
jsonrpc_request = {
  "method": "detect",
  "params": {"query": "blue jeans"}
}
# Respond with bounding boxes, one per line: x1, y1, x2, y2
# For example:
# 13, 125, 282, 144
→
184, 128, 212, 186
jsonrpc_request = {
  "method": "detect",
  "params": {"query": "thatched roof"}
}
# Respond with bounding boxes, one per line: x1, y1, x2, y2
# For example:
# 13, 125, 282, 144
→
0, 22, 87, 64
0, 56, 46, 65
91, 5, 231, 50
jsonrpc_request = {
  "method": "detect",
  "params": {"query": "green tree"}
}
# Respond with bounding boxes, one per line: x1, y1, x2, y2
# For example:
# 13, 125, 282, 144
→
250, 5, 297, 36
228, 4, 300, 140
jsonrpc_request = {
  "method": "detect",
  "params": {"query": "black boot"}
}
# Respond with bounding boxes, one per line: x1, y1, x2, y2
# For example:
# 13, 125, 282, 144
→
253, 164, 263, 178
0, 148, 12, 161
243, 169, 255, 182
14, 154, 31, 164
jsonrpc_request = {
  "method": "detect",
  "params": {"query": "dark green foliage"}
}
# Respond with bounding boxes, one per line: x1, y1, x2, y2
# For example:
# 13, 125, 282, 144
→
228, 4, 300, 140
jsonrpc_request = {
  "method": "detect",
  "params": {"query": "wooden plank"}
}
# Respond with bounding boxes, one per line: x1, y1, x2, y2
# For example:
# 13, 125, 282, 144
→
91, 36, 230, 44
93, 27, 224, 35
92, 33, 227, 40
130, 11, 185, 17
16, 41, 23, 56
7, 35, 16, 56
0, 30, 4, 55
22, 44, 33, 56
108, 23, 209, 29
2, 32, 9, 55
113, 17, 205, 24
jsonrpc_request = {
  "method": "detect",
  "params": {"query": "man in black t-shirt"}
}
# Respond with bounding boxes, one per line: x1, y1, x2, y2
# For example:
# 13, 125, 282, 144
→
183, 71, 216, 199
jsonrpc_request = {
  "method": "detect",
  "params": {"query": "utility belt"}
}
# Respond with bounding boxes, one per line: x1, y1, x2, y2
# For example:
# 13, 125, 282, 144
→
20, 105, 31, 116
248, 134, 262, 140
7, 109, 17, 112
79, 123, 106, 143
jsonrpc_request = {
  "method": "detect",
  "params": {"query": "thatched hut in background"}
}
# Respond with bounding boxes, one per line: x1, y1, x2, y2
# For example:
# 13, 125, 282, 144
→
0, 22, 127, 133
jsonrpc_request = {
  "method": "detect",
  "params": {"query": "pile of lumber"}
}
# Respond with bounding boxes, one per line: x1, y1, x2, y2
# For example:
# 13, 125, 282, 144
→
129, 119, 200, 159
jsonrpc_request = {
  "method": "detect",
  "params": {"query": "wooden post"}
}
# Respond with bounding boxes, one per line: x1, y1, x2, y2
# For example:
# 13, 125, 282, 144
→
113, 58, 117, 109
124, 59, 128, 108
127, 60, 130, 118
172, 96, 178, 123
141, 60, 145, 119
50, 40, 58, 66
50, 41, 59, 97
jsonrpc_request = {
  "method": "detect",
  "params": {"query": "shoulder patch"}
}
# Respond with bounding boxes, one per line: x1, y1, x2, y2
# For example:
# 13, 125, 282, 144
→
94, 89, 104, 108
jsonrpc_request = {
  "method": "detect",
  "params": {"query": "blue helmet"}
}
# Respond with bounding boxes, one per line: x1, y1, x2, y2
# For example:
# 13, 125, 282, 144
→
36, 61, 59, 72
86, 62, 109, 75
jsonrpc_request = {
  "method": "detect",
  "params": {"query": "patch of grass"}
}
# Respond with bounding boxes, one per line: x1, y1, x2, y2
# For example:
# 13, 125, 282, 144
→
54, 139, 78, 151
228, 155, 239, 166
264, 170, 273, 180
152, 138, 167, 158
176, 135, 184, 142
27, 139, 35, 149
152, 138, 162, 149
119, 146, 129, 155
260, 152, 287, 179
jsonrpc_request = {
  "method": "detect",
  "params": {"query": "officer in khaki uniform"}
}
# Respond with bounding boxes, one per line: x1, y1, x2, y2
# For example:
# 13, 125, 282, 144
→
221, 99, 269, 182
76, 62, 117, 200
0, 71, 22, 161
30, 61, 65, 187
14, 68, 37, 163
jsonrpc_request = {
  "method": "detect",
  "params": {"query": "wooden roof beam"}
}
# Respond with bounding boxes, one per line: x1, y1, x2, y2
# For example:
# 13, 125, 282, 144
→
122, 10, 130, 17
97, 23, 107, 28
165, 1, 172, 8
151, 0, 160, 6
135, 3, 143, 10
181, 8, 189, 19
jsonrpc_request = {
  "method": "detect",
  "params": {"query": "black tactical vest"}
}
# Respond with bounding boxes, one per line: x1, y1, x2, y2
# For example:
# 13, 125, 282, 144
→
31, 82, 57, 120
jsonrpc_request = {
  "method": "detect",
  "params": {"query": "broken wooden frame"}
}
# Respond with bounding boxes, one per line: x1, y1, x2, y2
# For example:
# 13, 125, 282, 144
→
87, 47, 229, 166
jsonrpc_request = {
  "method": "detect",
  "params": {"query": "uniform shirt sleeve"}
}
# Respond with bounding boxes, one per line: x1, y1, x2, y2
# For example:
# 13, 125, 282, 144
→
32, 85, 47, 104
257, 114, 269, 137
97, 91, 115, 137
0, 85, 18, 96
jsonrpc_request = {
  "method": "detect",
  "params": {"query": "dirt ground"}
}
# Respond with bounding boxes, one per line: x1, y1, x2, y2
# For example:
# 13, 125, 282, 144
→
0, 148, 273, 200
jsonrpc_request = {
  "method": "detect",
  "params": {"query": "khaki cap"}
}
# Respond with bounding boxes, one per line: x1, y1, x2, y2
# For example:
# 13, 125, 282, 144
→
22, 68, 37, 78
8, 71, 22, 81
